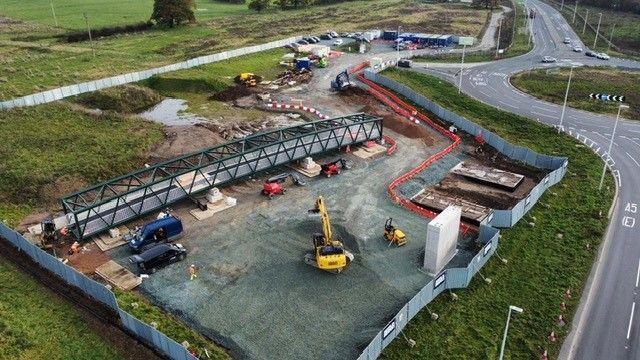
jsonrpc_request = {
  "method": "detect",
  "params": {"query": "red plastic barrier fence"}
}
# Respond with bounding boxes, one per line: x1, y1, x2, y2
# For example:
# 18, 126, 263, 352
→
357, 73, 472, 233
383, 135, 397, 155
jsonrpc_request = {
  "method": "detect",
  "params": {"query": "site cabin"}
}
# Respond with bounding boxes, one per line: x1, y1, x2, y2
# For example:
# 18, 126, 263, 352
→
126, 215, 184, 253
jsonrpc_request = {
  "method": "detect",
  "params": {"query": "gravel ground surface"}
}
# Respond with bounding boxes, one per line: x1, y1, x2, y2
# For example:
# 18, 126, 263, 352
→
108, 118, 481, 360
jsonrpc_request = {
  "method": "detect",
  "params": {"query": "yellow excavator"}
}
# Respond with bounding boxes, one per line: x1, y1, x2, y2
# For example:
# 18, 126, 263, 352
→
304, 196, 354, 274
384, 218, 406, 246
234, 72, 262, 87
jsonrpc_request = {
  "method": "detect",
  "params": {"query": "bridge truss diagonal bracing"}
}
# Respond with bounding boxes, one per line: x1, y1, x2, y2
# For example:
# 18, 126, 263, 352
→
61, 113, 383, 240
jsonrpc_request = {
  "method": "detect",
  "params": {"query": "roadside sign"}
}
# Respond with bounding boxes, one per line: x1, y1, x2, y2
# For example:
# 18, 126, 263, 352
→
589, 93, 625, 102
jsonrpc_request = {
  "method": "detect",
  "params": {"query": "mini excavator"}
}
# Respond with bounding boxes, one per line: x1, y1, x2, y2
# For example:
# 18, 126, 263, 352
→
304, 196, 354, 274
261, 172, 306, 198
384, 218, 406, 246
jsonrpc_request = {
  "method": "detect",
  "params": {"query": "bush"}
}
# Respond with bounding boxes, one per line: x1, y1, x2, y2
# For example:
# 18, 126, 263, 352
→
64, 22, 153, 43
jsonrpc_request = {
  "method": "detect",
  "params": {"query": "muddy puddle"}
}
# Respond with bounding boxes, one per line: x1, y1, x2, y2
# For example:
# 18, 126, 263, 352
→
139, 98, 207, 126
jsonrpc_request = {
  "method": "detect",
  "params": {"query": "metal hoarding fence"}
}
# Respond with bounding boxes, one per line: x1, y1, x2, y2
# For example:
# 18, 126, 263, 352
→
0, 222, 196, 360
0, 36, 301, 109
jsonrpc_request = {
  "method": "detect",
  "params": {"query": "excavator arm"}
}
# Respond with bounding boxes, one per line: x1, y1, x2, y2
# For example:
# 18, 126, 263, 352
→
310, 196, 333, 245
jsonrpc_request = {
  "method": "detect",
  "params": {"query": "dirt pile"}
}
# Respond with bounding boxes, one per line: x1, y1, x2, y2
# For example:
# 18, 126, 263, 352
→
209, 84, 253, 102
75, 84, 163, 113
339, 87, 435, 145
273, 69, 313, 86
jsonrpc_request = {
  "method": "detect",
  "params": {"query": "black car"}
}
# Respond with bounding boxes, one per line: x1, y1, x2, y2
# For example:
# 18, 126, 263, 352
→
129, 243, 187, 274
585, 50, 596, 57
304, 37, 318, 44
297, 40, 309, 45
320, 34, 332, 40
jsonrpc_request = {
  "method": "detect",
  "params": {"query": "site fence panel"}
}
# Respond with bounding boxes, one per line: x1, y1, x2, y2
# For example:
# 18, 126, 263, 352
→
0, 36, 302, 109
0, 221, 196, 360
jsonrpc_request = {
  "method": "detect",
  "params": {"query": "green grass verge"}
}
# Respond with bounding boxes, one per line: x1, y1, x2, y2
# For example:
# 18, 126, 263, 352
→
0, 0, 251, 29
546, 0, 640, 59
0, 0, 490, 97
115, 289, 230, 359
380, 68, 614, 359
511, 67, 640, 120
0, 257, 125, 360
0, 102, 163, 218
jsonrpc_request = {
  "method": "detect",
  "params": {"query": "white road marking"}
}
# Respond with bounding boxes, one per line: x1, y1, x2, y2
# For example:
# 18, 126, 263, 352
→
628, 302, 636, 340
635, 258, 640, 288
627, 152, 640, 167
532, 111, 551, 118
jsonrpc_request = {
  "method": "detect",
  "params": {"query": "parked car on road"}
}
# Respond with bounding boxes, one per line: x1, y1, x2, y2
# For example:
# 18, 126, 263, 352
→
585, 50, 596, 57
572, 46, 583, 52
126, 214, 184, 253
332, 38, 343, 46
129, 243, 187, 274
563, 37, 571, 44
320, 34, 332, 40
596, 52, 610, 60
297, 40, 309, 45
542, 56, 557, 63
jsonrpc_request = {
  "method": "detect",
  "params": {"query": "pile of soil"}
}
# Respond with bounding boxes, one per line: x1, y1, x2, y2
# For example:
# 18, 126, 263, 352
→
470, 143, 547, 181
273, 69, 313, 85
147, 123, 226, 162
339, 87, 435, 145
209, 85, 253, 102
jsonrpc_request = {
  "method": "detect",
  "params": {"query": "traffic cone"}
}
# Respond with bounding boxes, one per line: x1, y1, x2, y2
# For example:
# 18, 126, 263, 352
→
557, 314, 565, 326
560, 301, 566, 311
548, 331, 556, 342
541, 350, 549, 360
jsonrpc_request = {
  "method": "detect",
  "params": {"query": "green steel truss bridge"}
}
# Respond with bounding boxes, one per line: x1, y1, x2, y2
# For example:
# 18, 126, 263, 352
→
61, 113, 383, 239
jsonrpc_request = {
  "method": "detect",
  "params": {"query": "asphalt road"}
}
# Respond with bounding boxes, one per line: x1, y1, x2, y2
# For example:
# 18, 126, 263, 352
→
410, 1, 640, 358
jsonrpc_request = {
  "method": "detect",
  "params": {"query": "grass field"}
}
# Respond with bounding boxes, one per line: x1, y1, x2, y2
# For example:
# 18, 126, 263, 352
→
0, 256, 126, 360
381, 69, 614, 359
0, 0, 250, 29
548, 0, 640, 59
0, 102, 163, 216
0, 0, 490, 98
511, 67, 639, 120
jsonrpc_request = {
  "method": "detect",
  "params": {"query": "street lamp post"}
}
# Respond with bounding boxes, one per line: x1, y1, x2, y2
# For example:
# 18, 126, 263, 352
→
458, 45, 466, 94
495, 18, 502, 58
499, 305, 524, 360
599, 104, 629, 190
608, 23, 616, 51
396, 25, 402, 62
560, 0, 564, 11
558, 66, 575, 131
582, 9, 589, 35
572, 1, 578, 23
593, 12, 603, 48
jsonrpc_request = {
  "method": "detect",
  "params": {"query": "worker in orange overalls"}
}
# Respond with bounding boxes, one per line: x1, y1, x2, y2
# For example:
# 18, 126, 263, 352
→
69, 241, 81, 255
189, 264, 197, 280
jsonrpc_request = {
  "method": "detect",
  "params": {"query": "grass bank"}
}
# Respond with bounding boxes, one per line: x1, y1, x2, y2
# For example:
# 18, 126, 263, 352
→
511, 67, 639, 120
115, 289, 230, 359
0, 257, 125, 360
0, 0, 490, 97
545, 0, 640, 59
143, 47, 288, 120
0, 102, 163, 220
380, 68, 614, 359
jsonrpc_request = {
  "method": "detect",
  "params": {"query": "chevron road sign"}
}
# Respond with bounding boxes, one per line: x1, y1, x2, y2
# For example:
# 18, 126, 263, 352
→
589, 93, 626, 102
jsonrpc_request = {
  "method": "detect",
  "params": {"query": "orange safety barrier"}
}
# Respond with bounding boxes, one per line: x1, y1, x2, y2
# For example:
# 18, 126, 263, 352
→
357, 73, 472, 233
382, 135, 397, 155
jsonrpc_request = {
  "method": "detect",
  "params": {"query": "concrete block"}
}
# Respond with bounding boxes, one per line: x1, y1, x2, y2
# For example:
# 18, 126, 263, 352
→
423, 205, 461, 275
108, 228, 120, 238
206, 187, 223, 203
225, 197, 237, 206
